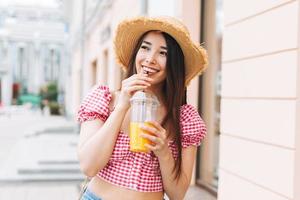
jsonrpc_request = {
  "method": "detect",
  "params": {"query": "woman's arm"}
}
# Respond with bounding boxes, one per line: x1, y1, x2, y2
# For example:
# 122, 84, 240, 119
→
158, 146, 197, 200
77, 74, 153, 177
78, 104, 129, 177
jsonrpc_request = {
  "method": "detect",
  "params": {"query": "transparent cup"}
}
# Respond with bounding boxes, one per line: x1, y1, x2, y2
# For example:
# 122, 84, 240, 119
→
129, 91, 159, 152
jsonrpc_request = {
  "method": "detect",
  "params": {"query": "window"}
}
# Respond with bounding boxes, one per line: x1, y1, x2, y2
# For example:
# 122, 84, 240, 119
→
45, 47, 61, 82
15, 46, 29, 85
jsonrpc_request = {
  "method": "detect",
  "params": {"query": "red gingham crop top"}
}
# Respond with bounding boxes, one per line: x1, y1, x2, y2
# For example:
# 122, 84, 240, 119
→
77, 84, 207, 192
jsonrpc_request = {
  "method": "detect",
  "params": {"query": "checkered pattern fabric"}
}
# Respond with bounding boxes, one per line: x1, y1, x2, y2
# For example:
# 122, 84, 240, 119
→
77, 84, 207, 192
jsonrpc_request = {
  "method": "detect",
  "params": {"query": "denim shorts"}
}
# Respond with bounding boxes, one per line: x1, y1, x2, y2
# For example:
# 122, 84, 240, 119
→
81, 189, 102, 200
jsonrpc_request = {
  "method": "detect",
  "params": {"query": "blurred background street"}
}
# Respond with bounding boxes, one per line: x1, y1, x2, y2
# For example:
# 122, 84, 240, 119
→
0, 106, 81, 199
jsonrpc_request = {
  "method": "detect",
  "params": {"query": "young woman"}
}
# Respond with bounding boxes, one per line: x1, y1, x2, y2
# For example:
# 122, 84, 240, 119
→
77, 16, 208, 200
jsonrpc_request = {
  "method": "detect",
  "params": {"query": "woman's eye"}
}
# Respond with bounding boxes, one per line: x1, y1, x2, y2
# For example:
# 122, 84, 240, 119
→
160, 51, 167, 56
140, 45, 150, 50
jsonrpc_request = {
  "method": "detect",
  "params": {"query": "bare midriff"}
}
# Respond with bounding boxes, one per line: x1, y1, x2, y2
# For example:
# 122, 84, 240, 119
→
88, 176, 164, 200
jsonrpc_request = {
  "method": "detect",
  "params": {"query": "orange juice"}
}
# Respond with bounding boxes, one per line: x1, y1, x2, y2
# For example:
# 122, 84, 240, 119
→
130, 122, 153, 152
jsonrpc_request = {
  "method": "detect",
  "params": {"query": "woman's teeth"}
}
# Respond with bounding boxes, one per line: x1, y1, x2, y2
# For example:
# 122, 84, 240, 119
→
142, 66, 158, 74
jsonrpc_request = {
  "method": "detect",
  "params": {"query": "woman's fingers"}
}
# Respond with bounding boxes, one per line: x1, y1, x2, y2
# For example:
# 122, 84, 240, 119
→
141, 121, 166, 139
144, 143, 157, 151
141, 133, 165, 146
140, 124, 157, 134
121, 74, 153, 92
140, 133, 158, 142
126, 85, 148, 94
125, 73, 152, 82
128, 79, 151, 87
125, 77, 153, 87
140, 123, 170, 157
147, 121, 165, 133
140, 121, 167, 150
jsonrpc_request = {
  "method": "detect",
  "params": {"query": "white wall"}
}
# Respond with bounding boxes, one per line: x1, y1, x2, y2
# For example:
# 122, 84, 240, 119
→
219, 0, 299, 199
148, 0, 176, 16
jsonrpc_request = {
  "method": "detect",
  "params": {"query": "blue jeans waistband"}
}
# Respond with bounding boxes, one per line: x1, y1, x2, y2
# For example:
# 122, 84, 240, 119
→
81, 189, 102, 200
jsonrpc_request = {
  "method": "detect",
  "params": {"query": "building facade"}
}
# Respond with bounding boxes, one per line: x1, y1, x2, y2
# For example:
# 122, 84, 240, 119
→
0, 4, 68, 107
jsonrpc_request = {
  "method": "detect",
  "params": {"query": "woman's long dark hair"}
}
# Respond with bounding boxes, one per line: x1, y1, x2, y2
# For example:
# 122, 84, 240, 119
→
126, 31, 186, 181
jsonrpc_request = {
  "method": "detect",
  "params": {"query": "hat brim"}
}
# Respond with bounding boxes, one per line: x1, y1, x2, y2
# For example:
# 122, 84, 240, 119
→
114, 16, 208, 86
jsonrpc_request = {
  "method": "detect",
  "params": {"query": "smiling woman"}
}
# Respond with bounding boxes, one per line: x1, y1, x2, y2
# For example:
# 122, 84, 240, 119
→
77, 16, 208, 200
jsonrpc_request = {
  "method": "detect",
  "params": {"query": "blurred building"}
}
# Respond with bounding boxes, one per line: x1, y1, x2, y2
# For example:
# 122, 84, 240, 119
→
0, 3, 68, 106
65, 0, 300, 199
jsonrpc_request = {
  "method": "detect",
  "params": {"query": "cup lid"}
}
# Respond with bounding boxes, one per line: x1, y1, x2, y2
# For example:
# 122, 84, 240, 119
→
130, 91, 160, 106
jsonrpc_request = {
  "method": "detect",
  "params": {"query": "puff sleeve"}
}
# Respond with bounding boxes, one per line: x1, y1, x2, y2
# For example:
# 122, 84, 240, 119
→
77, 85, 112, 123
180, 104, 207, 148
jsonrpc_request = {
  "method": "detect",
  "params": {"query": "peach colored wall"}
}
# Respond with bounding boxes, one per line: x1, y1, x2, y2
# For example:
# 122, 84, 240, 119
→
219, 0, 299, 199
294, 1, 300, 200
181, 0, 201, 109
108, 0, 141, 90
179, 0, 201, 186
82, 0, 141, 95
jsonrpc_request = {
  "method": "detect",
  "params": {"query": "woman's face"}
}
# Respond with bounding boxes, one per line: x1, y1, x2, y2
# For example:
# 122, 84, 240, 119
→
135, 31, 167, 85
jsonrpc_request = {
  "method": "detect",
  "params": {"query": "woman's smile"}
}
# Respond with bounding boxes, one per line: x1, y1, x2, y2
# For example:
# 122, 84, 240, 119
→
142, 65, 160, 75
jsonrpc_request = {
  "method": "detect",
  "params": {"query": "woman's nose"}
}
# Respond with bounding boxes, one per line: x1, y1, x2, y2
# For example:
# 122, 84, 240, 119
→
145, 53, 156, 64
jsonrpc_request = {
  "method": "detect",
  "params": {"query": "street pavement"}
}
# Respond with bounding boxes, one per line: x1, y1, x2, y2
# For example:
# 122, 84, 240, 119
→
0, 106, 216, 200
0, 106, 82, 200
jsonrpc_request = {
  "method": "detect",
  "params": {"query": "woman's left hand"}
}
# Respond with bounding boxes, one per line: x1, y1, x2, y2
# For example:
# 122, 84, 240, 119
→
140, 121, 170, 158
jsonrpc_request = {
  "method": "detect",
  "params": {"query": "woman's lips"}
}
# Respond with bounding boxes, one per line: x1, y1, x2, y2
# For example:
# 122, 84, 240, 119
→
142, 65, 159, 74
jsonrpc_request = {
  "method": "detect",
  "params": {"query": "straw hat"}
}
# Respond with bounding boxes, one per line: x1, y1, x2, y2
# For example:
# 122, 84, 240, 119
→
114, 16, 208, 86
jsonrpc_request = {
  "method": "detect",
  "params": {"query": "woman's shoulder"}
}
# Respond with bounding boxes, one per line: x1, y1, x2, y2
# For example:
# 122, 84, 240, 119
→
77, 84, 115, 123
86, 84, 111, 98
180, 104, 200, 119
179, 104, 207, 148
89, 84, 121, 110
85, 84, 119, 102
